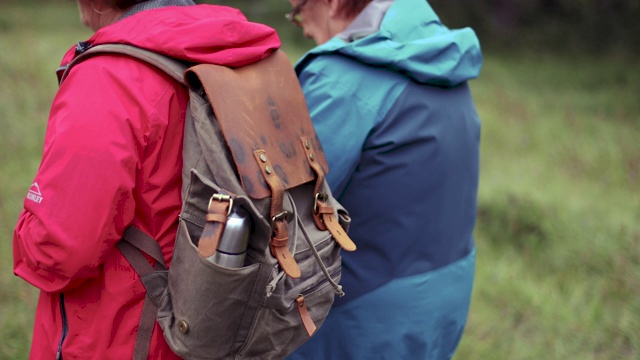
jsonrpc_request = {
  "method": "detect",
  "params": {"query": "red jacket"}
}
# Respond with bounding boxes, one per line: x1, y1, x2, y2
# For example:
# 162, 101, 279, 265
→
13, 5, 280, 359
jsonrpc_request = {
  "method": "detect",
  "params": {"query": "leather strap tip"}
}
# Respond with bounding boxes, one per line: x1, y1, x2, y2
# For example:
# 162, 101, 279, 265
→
273, 247, 301, 278
197, 245, 217, 258
282, 261, 301, 279
342, 243, 357, 252
322, 213, 357, 252
285, 265, 302, 279
296, 295, 317, 337
307, 326, 317, 337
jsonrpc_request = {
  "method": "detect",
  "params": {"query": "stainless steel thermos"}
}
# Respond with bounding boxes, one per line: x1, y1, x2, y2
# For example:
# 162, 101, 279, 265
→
206, 206, 252, 268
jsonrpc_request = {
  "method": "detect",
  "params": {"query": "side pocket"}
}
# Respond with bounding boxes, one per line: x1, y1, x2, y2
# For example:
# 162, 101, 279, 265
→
159, 220, 262, 360
157, 169, 273, 360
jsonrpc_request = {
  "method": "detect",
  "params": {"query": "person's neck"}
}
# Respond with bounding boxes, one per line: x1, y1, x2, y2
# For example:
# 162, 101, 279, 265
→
337, 0, 393, 43
91, 9, 128, 32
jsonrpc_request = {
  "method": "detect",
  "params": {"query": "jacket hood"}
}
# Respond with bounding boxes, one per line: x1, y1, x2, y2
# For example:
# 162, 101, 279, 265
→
298, 0, 482, 86
61, 5, 280, 67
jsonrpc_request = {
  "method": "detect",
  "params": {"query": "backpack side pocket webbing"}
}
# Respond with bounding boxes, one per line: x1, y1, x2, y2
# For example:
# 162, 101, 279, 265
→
118, 226, 167, 360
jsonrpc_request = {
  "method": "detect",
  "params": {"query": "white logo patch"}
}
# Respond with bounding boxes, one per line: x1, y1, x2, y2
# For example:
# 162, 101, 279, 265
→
27, 183, 44, 204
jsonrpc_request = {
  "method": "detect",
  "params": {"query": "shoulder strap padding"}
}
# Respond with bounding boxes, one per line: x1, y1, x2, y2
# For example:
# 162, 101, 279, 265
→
60, 44, 187, 84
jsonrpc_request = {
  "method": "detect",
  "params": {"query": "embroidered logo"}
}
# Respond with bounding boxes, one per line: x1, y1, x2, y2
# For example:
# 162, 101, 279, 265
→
27, 183, 44, 204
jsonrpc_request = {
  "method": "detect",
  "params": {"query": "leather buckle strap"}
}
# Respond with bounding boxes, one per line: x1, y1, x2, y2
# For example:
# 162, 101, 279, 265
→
314, 199, 357, 252
197, 194, 232, 258
209, 193, 233, 215
254, 150, 301, 278
271, 211, 291, 230
312, 192, 330, 230
301, 138, 356, 252
301, 137, 325, 197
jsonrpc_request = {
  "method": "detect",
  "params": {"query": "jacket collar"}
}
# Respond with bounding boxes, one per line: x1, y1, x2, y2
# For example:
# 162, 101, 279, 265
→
119, 0, 195, 21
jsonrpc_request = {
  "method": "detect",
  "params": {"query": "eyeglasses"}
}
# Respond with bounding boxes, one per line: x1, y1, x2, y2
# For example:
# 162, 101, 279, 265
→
285, 0, 310, 27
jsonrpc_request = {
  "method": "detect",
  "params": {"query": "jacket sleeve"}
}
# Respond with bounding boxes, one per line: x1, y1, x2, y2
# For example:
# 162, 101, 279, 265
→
12, 56, 156, 293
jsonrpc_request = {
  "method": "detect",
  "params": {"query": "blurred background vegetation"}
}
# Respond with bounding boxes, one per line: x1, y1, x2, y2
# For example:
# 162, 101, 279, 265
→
211, 0, 640, 56
1, 0, 638, 359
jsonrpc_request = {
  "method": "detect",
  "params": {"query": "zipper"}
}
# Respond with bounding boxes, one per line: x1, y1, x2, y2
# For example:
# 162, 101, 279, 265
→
238, 267, 342, 356
301, 268, 342, 298
265, 267, 341, 299
289, 268, 341, 338
56, 293, 68, 360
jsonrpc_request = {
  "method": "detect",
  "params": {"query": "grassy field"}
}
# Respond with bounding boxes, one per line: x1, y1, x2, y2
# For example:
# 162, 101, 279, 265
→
1, 2, 638, 360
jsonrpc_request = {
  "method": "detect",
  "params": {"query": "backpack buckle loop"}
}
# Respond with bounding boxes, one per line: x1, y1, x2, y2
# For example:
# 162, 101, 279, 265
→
271, 211, 291, 230
313, 192, 329, 214
209, 194, 233, 216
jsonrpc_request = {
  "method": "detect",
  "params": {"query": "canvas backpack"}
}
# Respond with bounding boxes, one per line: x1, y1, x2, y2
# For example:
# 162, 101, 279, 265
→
61, 44, 356, 360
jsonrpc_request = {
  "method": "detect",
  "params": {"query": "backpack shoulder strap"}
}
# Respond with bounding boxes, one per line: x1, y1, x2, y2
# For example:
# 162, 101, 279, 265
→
118, 226, 167, 360
59, 43, 187, 85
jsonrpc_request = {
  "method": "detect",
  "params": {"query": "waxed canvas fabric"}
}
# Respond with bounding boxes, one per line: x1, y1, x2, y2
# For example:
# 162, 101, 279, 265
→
155, 65, 347, 358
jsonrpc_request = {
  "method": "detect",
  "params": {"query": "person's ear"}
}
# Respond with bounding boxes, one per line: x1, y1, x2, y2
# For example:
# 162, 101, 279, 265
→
326, 0, 341, 17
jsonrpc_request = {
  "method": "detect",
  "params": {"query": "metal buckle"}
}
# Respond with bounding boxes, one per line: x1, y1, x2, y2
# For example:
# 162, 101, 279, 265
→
313, 192, 328, 214
270, 211, 291, 230
208, 194, 233, 216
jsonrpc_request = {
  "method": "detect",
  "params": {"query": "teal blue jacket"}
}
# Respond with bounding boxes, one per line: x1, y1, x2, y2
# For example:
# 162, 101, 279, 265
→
287, 0, 482, 358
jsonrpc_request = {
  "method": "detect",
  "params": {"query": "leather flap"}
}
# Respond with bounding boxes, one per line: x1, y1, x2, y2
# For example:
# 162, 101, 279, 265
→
185, 50, 328, 199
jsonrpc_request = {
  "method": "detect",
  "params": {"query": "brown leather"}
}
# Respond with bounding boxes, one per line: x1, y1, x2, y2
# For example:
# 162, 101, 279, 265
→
300, 137, 330, 230
254, 150, 301, 279
300, 138, 357, 252
300, 137, 325, 198
319, 205, 357, 252
197, 200, 230, 258
185, 50, 328, 200
295, 295, 317, 337
312, 197, 329, 231
205, 213, 227, 223
270, 221, 301, 278
253, 150, 284, 218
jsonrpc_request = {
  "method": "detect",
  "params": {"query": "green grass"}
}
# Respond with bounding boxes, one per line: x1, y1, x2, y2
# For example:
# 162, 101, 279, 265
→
454, 53, 640, 359
1, 2, 638, 360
